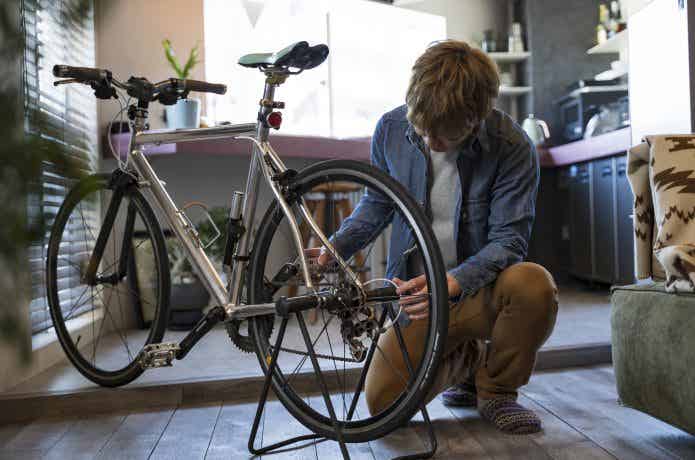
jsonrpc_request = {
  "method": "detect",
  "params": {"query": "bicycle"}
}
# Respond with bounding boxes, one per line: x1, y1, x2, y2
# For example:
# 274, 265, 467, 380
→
46, 41, 448, 457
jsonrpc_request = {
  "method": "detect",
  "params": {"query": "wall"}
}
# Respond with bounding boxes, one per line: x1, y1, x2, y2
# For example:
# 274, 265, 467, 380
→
523, 0, 615, 144
95, 0, 207, 133
401, 0, 509, 45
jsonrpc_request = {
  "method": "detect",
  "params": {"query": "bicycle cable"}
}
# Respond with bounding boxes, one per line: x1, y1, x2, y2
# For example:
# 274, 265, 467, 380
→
106, 89, 132, 171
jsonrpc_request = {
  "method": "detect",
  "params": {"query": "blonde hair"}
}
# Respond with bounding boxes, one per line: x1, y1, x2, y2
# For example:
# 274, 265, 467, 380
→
406, 40, 500, 139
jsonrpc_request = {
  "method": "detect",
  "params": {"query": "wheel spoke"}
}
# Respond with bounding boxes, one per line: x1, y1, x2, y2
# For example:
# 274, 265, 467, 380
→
284, 314, 335, 385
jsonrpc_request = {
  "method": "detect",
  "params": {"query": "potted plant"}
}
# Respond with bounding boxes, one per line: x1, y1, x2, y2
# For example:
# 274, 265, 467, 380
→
162, 38, 201, 129
164, 206, 230, 330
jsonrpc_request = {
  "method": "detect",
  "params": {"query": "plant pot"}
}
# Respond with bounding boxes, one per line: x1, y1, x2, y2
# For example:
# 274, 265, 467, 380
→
168, 278, 210, 331
165, 97, 201, 129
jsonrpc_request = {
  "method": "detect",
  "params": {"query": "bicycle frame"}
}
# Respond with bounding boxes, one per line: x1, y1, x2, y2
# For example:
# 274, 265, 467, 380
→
123, 74, 363, 321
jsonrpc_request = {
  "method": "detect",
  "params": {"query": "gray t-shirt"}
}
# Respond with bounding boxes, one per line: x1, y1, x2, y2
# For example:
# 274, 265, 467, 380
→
428, 149, 459, 270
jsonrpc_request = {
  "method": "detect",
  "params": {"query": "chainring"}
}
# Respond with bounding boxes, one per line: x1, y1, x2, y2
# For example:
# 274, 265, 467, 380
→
225, 315, 275, 353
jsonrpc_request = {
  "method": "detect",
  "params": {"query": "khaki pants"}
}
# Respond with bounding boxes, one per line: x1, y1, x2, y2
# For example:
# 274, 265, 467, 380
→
364, 262, 559, 415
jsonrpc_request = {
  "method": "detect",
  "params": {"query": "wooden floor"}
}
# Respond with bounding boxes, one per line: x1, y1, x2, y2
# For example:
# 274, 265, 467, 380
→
1, 365, 693, 459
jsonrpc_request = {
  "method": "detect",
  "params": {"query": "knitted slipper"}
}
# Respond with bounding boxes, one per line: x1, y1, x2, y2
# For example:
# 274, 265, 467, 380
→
441, 382, 478, 407
477, 396, 542, 434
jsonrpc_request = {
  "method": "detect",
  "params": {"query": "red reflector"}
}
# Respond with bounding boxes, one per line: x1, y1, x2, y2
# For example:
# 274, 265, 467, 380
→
267, 111, 282, 129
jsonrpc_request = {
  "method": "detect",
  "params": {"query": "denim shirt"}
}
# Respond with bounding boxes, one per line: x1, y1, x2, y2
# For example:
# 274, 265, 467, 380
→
332, 104, 539, 298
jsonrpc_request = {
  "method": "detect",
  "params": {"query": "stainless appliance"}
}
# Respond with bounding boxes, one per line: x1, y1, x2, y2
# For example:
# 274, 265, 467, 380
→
584, 96, 630, 138
556, 80, 628, 142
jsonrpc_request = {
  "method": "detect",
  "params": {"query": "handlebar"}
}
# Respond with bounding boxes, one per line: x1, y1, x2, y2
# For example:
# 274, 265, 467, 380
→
52, 64, 227, 104
53, 65, 112, 82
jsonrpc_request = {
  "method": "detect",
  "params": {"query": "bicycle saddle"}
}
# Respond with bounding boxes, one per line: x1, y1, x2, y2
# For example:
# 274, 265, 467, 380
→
238, 41, 329, 71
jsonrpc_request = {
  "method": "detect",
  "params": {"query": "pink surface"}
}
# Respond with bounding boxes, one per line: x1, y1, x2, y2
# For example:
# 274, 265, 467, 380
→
540, 128, 632, 167
107, 132, 176, 159
107, 132, 371, 161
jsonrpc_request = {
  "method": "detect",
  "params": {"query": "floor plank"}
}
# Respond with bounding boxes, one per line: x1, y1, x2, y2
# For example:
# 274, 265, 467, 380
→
204, 399, 258, 460
517, 395, 616, 460
522, 368, 679, 460
445, 402, 553, 460
419, 397, 493, 459
251, 396, 318, 459
310, 394, 375, 460
0, 423, 28, 449
149, 402, 222, 460
42, 412, 126, 460
567, 368, 695, 459
0, 416, 76, 459
95, 406, 176, 460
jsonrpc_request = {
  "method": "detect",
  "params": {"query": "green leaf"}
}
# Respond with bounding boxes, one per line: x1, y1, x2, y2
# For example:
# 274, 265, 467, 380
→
181, 41, 200, 79
162, 38, 184, 78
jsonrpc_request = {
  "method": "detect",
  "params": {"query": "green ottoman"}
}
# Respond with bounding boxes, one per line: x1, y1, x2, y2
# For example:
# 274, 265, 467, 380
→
611, 283, 695, 435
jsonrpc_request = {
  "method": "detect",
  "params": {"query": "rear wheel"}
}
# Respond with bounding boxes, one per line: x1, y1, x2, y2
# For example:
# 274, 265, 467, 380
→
247, 160, 448, 443
46, 173, 170, 387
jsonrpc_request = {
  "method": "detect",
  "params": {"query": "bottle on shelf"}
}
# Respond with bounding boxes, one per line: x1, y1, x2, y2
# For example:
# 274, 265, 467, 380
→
597, 3, 610, 44
508, 22, 525, 53
482, 29, 497, 53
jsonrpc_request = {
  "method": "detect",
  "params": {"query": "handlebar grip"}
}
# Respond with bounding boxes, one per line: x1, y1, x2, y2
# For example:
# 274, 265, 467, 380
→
183, 79, 227, 95
53, 65, 111, 82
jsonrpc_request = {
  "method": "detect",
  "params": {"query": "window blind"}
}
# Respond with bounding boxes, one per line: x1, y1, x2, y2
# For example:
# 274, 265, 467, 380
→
22, 0, 99, 334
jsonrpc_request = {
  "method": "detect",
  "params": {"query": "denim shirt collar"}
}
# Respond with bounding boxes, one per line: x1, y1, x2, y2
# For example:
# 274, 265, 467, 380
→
405, 118, 489, 159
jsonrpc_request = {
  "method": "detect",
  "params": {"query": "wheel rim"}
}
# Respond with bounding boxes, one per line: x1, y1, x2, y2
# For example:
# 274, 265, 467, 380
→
47, 176, 167, 379
248, 163, 447, 440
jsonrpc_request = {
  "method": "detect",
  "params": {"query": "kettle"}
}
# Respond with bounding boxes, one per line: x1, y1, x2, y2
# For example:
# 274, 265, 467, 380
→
521, 114, 550, 146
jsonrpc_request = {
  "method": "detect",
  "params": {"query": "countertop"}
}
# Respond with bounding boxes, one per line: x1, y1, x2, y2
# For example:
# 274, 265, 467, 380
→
107, 126, 632, 168
106, 132, 371, 161
538, 127, 632, 168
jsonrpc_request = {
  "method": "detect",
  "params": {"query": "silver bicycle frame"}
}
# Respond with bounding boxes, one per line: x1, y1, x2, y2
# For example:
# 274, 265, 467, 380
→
125, 77, 363, 319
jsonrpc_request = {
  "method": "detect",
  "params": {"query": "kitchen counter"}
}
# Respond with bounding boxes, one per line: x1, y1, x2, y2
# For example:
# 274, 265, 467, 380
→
105, 132, 371, 161
538, 127, 632, 168
107, 127, 633, 168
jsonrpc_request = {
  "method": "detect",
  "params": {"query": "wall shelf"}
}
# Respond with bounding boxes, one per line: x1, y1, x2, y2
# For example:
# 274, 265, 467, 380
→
487, 51, 531, 63
587, 30, 628, 54
499, 86, 532, 96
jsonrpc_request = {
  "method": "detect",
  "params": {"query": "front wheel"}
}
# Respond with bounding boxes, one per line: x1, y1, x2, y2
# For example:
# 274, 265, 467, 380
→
246, 160, 448, 443
46, 173, 170, 387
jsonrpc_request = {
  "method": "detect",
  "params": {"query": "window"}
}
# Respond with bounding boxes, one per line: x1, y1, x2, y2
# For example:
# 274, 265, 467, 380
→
23, 0, 98, 334
203, 0, 445, 138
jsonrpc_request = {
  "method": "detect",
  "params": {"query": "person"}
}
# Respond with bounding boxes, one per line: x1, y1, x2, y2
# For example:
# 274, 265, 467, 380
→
316, 39, 558, 435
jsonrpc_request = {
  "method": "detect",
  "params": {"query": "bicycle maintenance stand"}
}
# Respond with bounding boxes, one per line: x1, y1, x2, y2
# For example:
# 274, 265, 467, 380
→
246, 311, 439, 460
137, 294, 439, 459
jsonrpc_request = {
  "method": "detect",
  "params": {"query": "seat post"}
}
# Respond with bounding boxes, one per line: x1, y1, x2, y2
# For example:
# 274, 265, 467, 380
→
257, 72, 287, 142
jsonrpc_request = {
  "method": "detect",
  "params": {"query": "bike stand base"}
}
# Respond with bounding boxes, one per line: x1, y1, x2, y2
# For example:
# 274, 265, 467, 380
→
246, 314, 439, 460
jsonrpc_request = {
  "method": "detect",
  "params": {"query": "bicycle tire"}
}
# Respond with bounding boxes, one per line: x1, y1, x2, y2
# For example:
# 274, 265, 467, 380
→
247, 159, 448, 443
46, 173, 170, 387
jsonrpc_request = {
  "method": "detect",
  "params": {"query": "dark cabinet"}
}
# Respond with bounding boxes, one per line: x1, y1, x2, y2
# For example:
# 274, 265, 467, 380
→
593, 158, 615, 283
569, 162, 593, 279
565, 154, 635, 285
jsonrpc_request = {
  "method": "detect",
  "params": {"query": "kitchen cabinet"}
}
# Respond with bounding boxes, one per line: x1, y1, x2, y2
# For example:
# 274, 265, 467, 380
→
593, 158, 616, 283
564, 154, 635, 284
569, 162, 593, 279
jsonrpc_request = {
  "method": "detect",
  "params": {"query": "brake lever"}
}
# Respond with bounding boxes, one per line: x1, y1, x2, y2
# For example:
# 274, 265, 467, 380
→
53, 78, 81, 86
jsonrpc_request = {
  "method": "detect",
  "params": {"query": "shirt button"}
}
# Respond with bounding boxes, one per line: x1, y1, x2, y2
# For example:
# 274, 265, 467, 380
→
462, 211, 468, 220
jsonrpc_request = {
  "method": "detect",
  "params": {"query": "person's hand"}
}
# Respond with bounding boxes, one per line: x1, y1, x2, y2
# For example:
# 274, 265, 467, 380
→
304, 247, 333, 267
393, 273, 462, 321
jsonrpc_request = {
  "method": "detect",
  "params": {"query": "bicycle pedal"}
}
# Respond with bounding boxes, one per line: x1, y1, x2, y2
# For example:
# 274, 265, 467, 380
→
138, 342, 180, 369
